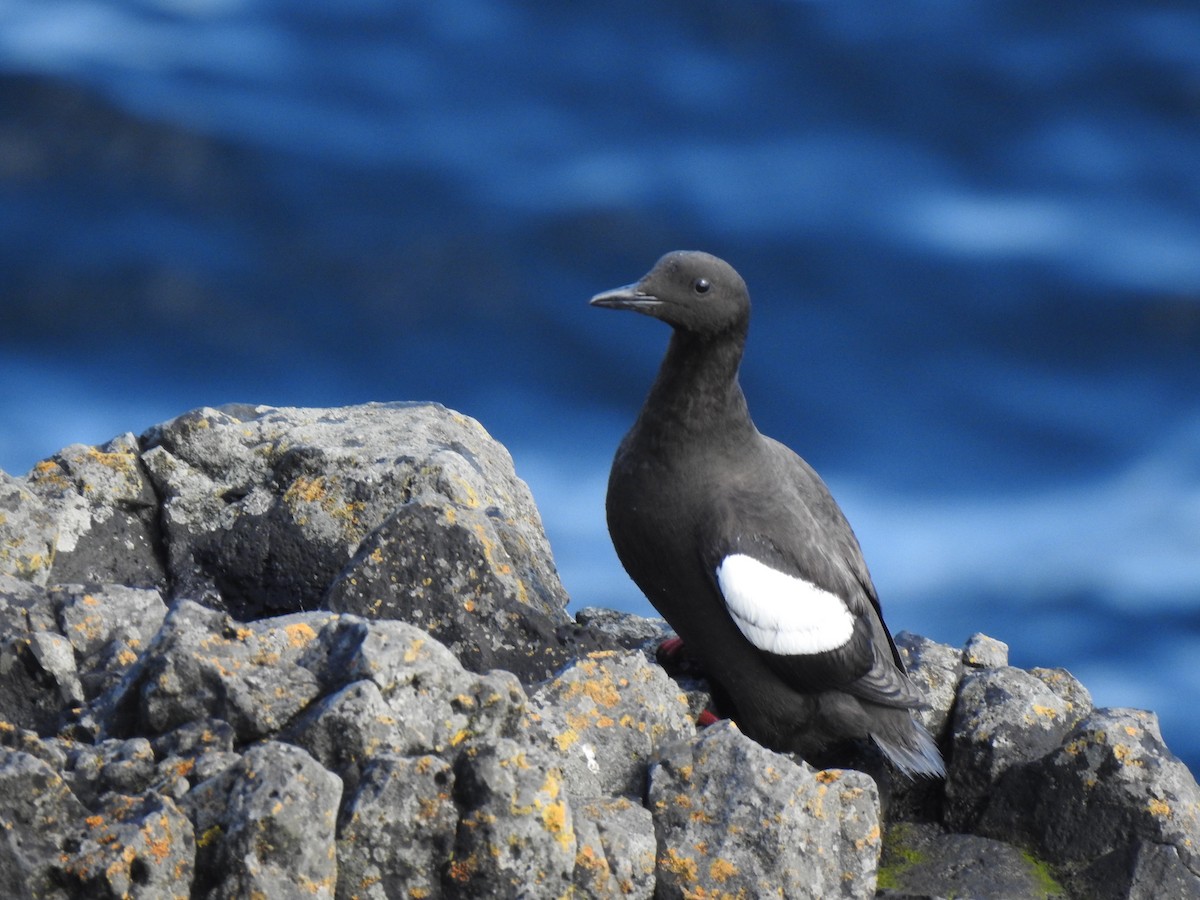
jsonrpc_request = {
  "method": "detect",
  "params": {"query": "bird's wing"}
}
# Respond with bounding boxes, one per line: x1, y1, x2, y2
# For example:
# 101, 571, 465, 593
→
700, 441, 923, 708
705, 543, 922, 708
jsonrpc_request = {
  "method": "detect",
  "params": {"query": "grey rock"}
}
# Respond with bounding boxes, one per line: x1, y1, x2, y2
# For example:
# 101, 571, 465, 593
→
531, 650, 694, 799
572, 797, 657, 899
325, 501, 601, 683
54, 791, 195, 900
1030, 666, 1094, 720
0, 578, 74, 733
288, 615, 529, 774
2, 401, 599, 684
97, 600, 331, 742
0, 573, 58, 631
975, 707, 1200, 899
48, 583, 168, 700
183, 740, 342, 900
0, 746, 192, 899
445, 737, 577, 899
149, 717, 237, 759
1124, 841, 1200, 900
26, 630, 84, 706
0, 748, 92, 900
573, 606, 675, 654
288, 679, 403, 796
877, 822, 1066, 898
0, 579, 168, 735
336, 753, 457, 900
0, 472, 58, 584
0, 633, 73, 735
150, 719, 240, 792
64, 737, 157, 807
3, 435, 165, 590
647, 720, 881, 900
893, 631, 962, 741
0, 724, 71, 772
945, 665, 1093, 831
140, 402, 568, 625
5, 403, 1200, 900
962, 632, 1010, 669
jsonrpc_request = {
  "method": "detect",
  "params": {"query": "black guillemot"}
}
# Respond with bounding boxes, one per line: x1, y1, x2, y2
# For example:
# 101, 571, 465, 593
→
591, 250, 945, 778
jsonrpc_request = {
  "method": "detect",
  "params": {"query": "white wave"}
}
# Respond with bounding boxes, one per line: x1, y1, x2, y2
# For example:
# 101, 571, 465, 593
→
839, 416, 1200, 617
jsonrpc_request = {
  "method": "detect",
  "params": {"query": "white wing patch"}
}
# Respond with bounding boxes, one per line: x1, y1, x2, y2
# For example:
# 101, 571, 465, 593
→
716, 553, 855, 656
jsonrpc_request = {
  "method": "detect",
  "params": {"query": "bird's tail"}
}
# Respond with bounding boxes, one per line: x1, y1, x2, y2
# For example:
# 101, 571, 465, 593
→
870, 710, 945, 779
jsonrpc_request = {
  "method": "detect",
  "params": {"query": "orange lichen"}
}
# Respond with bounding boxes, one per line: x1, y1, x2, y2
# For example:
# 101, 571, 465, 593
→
284, 622, 318, 647
661, 848, 698, 880
709, 858, 738, 882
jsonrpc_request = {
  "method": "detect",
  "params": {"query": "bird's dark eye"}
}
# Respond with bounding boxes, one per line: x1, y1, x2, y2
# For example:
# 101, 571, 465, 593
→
693, 278, 711, 294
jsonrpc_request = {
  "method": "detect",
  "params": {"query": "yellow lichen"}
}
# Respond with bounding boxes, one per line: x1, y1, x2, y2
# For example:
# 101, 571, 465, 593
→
404, 638, 426, 663
661, 848, 698, 880
709, 858, 738, 882
284, 622, 318, 648
553, 729, 580, 752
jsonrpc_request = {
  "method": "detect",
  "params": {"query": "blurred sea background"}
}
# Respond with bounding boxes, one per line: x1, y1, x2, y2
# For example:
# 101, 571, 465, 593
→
1, 1, 1199, 770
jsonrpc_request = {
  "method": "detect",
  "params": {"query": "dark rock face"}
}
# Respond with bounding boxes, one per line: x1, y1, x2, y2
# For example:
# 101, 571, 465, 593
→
0, 403, 1198, 899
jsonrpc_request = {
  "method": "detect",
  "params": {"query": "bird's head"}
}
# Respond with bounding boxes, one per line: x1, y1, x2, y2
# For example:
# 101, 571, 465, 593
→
590, 251, 750, 337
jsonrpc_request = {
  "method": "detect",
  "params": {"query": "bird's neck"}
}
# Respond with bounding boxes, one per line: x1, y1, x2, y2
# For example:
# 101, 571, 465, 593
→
636, 328, 756, 440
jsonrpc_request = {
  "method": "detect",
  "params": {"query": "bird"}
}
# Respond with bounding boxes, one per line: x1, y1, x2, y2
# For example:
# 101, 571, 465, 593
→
590, 250, 945, 778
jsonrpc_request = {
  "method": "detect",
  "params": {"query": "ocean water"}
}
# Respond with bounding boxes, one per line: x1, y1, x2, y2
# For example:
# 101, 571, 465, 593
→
1, 0, 1199, 770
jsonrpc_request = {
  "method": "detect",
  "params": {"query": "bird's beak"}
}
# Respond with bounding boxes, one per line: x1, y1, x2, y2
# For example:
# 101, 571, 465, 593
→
589, 283, 662, 313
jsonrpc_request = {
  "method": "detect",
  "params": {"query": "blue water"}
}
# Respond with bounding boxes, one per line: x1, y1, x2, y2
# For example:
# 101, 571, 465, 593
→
2, 0, 1199, 771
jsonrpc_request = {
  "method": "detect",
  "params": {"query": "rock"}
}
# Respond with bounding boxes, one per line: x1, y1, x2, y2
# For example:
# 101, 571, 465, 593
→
54, 791, 194, 900
945, 665, 1093, 830
0, 748, 93, 899
64, 737, 157, 807
336, 753, 457, 900
647, 720, 881, 900
531, 650, 694, 799
445, 737, 577, 899
877, 822, 1066, 898
182, 740, 342, 900
962, 632, 1010, 669
0, 577, 77, 734
573, 606, 674, 653
572, 797, 657, 899
151, 718, 240, 792
325, 500, 601, 683
893, 631, 961, 742
975, 707, 1200, 899
3, 402, 1200, 900
0, 472, 58, 584
1, 745, 194, 900
48, 583, 167, 700
1, 436, 166, 590
0, 401, 604, 684
138, 402, 567, 625
96, 600, 332, 742
287, 616, 529, 773
0, 578, 167, 736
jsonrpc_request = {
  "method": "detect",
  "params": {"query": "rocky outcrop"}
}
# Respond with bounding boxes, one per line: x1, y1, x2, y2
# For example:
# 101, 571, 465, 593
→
1, 402, 1197, 899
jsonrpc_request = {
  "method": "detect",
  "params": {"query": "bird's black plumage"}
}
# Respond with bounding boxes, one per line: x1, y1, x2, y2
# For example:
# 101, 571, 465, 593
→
591, 250, 944, 778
